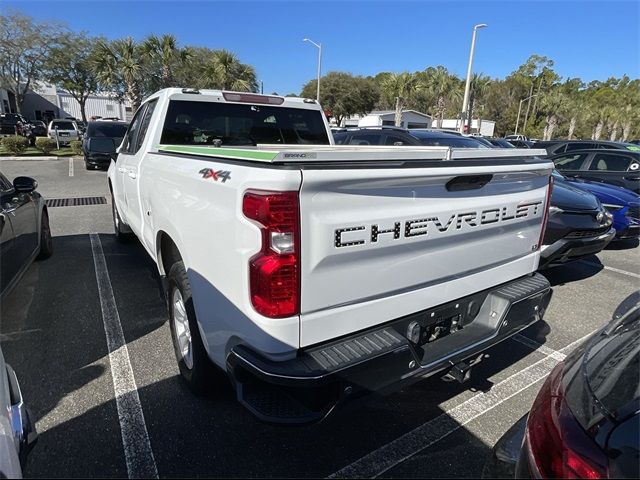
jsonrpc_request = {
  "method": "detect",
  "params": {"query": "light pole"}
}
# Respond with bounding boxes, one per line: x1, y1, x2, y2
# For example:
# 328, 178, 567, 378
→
303, 38, 322, 103
514, 94, 538, 135
459, 23, 487, 133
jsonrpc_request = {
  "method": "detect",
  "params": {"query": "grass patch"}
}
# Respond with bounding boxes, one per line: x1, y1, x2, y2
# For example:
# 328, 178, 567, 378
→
0, 145, 78, 157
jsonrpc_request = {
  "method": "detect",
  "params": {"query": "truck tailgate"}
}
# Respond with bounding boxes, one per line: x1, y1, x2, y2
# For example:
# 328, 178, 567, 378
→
299, 159, 552, 346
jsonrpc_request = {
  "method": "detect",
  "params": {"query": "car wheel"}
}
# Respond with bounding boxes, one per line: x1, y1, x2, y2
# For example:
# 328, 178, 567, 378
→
111, 193, 133, 242
85, 161, 91, 170
167, 261, 226, 394
36, 209, 53, 260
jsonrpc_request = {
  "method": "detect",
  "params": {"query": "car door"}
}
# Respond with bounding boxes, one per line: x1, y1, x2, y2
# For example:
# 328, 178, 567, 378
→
582, 152, 640, 193
0, 174, 17, 294
4, 177, 38, 270
120, 99, 158, 238
552, 153, 590, 177
114, 105, 147, 227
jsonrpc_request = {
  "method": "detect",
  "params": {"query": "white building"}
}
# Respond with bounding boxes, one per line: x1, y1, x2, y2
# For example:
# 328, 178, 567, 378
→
432, 118, 496, 137
357, 110, 432, 129
1, 83, 132, 122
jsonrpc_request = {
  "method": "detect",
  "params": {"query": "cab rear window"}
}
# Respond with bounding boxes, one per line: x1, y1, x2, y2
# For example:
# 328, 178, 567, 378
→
160, 100, 330, 146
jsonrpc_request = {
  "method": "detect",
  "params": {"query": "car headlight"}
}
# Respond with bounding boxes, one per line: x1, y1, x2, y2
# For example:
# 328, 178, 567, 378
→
602, 203, 624, 212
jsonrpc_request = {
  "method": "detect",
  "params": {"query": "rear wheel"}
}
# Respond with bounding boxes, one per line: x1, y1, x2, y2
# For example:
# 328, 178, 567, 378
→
36, 209, 53, 260
111, 193, 133, 242
167, 261, 226, 394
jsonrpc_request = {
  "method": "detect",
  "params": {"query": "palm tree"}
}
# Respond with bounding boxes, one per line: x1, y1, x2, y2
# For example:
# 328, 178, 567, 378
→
142, 34, 191, 88
539, 90, 568, 140
92, 38, 146, 110
200, 50, 257, 91
467, 73, 491, 131
379, 72, 421, 126
424, 66, 461, 128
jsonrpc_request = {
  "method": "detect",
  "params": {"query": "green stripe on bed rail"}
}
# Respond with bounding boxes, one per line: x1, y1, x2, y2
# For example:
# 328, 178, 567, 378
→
157, 144, 279, 162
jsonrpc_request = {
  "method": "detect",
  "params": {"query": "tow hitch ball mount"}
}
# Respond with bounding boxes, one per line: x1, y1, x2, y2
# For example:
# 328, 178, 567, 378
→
442, 353, 484, 384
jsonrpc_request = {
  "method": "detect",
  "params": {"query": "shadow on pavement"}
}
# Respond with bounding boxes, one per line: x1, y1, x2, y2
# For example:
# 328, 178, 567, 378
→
539, 255, 603, 287
606, 238, 639, 250
2, 232, 553, 478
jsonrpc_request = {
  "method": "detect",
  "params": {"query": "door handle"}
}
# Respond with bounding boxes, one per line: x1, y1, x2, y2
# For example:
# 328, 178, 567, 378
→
118, 167, 126, 173
127, 170, 137, 179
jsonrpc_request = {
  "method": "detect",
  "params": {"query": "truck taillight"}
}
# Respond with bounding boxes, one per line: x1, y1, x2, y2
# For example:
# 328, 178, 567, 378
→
537, 175, 554, 250
243, 190, 300, 318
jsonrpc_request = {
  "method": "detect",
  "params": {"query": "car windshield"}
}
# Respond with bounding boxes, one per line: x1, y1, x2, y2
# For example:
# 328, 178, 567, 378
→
88, 137, 117, 153
52, 121, 75, 130
160, 100, 330, 146
87, 123, 128, 138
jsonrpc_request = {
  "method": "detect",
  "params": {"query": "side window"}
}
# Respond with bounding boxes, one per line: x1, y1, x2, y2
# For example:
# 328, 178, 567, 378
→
553, 154, 588, 170
121, 105, 147, 154
134, 99, 158, 153
588, 153, 632, 171
565, 142, 594, 152
348, 133, 380, 146
385, 135, 406, 146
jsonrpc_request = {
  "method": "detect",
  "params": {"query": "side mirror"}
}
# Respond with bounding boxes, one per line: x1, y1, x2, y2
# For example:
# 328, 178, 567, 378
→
13, 176, 38, 193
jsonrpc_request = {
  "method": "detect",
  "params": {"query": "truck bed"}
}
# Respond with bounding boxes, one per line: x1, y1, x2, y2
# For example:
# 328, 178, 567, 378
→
157, 143, 549, 164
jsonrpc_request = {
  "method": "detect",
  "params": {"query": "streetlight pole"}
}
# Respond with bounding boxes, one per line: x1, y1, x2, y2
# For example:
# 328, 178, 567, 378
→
459, 23, 487, 134
514, 94, 538, 135
303, 38, 322, 103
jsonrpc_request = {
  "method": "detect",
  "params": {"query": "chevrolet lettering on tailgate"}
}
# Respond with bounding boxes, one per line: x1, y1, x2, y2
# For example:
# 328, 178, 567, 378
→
334, 201, 543, 248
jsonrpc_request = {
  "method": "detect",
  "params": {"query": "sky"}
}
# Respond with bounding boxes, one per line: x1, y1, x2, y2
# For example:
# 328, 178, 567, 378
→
4, 0, 639, 95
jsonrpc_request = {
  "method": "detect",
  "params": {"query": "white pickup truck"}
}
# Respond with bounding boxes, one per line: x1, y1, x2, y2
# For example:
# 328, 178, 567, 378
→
108, 88, 554, 423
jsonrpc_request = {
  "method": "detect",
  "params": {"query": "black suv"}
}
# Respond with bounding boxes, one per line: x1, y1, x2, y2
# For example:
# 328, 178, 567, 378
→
82, 120, 129, 170
533, 139, 640, 156
551, 149, 640, 194
333, 127, 489, 148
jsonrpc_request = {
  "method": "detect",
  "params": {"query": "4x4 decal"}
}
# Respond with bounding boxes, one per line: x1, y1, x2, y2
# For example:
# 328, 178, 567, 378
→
199, 168, 231, 183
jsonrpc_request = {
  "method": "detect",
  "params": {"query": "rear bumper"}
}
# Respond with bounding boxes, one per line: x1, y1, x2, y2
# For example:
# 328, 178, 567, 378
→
85, 154, 112, 167
226, 273, 552, 424
540, 227, 616, 268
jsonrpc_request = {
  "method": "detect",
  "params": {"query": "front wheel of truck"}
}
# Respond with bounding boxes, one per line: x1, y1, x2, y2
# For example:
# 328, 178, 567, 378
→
168, 261, 226, 394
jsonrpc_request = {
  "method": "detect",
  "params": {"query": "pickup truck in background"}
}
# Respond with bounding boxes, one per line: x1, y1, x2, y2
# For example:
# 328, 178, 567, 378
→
108, 88, 554, 423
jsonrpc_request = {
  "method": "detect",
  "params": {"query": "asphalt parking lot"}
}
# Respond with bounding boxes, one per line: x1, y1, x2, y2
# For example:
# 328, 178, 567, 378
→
0, 156, 638, 478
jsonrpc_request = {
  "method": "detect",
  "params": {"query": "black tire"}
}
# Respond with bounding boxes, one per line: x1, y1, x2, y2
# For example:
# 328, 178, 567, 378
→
111, 193, 133, 242
85, 161, 91, 170
36, 209, 53, 260
167, 261, 225, 394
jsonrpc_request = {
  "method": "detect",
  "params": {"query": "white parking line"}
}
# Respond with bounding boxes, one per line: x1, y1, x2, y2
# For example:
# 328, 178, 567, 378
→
578, 259, 640, 279
68, 157, 74, 177
328, 331, 595, 479
90, 233, 159, 479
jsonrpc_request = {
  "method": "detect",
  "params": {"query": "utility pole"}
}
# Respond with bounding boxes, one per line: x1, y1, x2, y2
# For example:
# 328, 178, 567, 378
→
522, 82, 534, 134
303, 38, 322, 103
514, 94, 538, 135
460, 23, 487, 133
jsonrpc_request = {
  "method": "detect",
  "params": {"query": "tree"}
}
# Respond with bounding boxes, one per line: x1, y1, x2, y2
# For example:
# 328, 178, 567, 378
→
300, 72, 378, 126
424, 66, 461, 128
45, 33, 100, 122
91, 37, 150, 111
142, 34, 190, 89
539, 91, 568, 140
467, 73, 491, 130
0, 11, 63, 113
200, 50, 257, 91
378, 72, 421, 126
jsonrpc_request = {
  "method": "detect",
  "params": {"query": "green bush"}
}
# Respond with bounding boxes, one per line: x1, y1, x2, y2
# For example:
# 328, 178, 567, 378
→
36, 137, 57, 154
70, 140, 83, 155
1, 135, 29, 155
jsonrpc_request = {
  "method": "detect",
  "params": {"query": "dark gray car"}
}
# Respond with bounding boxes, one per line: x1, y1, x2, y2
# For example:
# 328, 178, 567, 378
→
0, 172, 52, 298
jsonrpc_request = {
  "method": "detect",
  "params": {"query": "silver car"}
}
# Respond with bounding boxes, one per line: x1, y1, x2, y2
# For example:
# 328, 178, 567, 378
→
47, 119, 80, 145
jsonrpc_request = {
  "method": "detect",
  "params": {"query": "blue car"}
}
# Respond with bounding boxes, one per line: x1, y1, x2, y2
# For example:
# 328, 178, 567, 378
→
553, 170, 640, 239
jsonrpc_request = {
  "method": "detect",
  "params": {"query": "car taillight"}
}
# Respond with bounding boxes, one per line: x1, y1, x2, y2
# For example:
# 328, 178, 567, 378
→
537, 175, 554, 250
525, 362, 608, 479
243, 190, 300, 318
